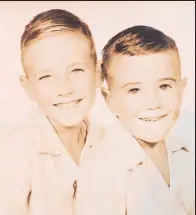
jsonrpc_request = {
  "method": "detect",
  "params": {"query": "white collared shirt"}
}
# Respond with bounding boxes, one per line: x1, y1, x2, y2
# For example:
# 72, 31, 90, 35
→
74, 120, 147, 215
0, 107, 143, 215
0, 108, 79, 215
74, 127, 194, 215
0, 107, 194, 215
126, 134, 195, 215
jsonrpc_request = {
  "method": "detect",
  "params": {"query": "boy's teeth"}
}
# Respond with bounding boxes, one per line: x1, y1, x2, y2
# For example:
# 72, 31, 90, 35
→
56, 100, 80, 108
140, 116, 165, 122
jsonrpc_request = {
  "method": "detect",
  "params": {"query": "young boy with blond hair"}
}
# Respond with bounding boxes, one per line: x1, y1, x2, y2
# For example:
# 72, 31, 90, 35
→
0, 9, 144, 215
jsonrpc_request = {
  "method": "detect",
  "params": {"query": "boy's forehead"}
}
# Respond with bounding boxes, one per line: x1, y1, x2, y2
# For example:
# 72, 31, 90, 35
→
108, 51, 181, 84
22, 32, 94, 74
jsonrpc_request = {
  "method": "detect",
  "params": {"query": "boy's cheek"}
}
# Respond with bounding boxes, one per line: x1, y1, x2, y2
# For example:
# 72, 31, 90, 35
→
35, 88, 53, 104
124, 98, 142, 112
162, 93, 182, 109
76, 78, 96, 93
37, 82, 57, 95
120, 102, 139, 118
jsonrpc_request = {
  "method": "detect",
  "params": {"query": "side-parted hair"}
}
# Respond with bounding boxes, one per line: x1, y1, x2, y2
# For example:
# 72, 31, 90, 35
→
102, 25, 179, 81
21, 9, 97, 63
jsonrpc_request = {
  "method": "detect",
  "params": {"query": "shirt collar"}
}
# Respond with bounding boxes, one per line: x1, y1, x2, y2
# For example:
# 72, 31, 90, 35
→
27, 106, 108, 156
107, 117, 148, 169
165, 133, 190, 153
112, 116, 190, 167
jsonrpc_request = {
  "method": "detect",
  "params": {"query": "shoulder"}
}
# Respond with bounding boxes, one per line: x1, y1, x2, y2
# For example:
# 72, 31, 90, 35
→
168, 134, 195, 188
97, 117, 145, 170
0, 124, 34, 206
167, 133, 194, 163
1, 123, 35, 148
0, 107, 49, 155
0, 122, 38, 169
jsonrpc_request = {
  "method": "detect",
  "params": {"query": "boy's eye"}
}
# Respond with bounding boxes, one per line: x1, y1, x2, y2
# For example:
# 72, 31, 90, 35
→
160, 84, 172, 90
128, 88, 140, 94
39, 75, 52, 81
72, 68, 84, 73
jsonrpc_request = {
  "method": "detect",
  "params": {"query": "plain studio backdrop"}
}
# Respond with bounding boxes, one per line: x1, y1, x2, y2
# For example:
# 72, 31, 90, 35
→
0, 1, 195, 150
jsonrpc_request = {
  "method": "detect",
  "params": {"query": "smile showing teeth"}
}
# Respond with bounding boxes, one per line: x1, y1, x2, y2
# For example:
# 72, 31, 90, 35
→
54, 99, 82, 108
139, 115, 167, 122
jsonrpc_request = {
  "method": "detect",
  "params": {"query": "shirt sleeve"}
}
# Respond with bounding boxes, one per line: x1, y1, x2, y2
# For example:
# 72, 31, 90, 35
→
0, 128, 34, 215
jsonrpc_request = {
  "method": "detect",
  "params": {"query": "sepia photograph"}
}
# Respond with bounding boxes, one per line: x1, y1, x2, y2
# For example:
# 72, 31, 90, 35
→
0, 1, 195, 215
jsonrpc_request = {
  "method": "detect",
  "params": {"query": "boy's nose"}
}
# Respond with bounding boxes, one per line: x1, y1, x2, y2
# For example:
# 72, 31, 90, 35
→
57, 79, 74, 97
145, 91, 161, 110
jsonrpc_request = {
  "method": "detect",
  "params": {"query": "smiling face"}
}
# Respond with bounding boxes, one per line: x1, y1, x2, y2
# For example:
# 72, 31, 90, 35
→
107, 51, 187, 143
21, 32, 97, 127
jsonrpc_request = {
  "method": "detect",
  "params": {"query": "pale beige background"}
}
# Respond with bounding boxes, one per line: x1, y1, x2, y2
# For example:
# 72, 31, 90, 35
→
0, 1, 195, 150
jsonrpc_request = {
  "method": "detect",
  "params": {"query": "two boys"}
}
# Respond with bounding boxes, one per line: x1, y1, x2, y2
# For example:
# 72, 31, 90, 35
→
0, 9, 194, 215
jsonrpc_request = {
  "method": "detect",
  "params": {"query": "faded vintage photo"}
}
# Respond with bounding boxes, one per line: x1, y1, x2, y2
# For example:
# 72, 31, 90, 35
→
0, 1, 195, 215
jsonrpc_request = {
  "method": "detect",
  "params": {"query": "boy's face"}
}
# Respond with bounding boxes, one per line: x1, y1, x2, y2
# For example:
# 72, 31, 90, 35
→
21, 32, 96, 127
107, 51, 187, 143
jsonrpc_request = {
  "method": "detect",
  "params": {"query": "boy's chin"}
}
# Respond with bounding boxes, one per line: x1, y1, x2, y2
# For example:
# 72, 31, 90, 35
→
135, 134, 166, 145
56, 117, 85, 128
47, 113, 86, 128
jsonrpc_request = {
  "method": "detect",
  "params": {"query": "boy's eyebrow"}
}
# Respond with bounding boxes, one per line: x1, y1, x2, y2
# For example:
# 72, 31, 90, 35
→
68, 62, 86, 66
32, 69, 53, 76
121, 82, 141, 88
32, 62, 88, 75
159, 77, 177, 82
67, 62, 90, 68
121, 77, 177, 88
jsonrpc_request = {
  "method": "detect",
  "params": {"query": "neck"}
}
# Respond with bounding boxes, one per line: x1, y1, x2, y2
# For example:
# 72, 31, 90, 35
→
137, 138, 165, 153
49, 118, 86, 150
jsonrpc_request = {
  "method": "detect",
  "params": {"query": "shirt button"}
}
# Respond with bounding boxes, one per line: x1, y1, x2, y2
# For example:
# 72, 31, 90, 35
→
73, 180, 77, 199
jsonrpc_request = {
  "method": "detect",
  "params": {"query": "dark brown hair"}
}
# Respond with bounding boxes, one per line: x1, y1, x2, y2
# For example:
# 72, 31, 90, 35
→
102, 25, 178, 81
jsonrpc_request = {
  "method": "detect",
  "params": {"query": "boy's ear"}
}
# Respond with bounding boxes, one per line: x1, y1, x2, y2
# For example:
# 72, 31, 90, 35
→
96, 60, 104, 88
180, 77, 188, 96
101, 85, 118, 113
101, 86, 111, 101
19, 75, 37, 101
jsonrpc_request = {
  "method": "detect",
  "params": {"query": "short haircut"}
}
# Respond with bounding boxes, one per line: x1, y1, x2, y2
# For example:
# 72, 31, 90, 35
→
21, 9, 97, 63
102, 25, 178, 81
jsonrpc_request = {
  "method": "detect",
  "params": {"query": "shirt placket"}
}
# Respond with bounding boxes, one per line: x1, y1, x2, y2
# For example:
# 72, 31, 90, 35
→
71, 138, 93, 215
169, 152, 187, 215
164, 146, 187, 215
